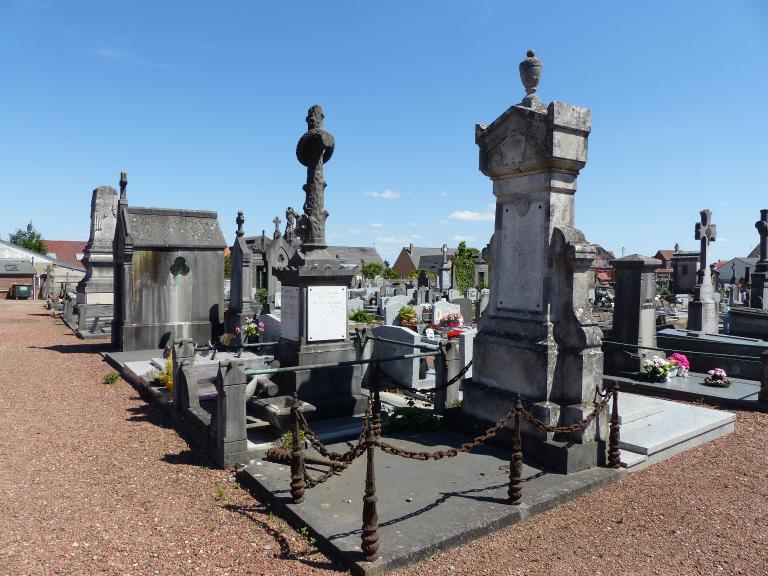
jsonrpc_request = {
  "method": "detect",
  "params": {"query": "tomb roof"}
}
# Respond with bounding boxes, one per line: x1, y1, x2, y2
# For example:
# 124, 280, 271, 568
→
124, 206, 226, 249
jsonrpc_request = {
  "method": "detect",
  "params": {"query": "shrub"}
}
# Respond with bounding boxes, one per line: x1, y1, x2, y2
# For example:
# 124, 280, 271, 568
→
349, 308, 374, 323
395, 305, 419, 324
103, 371, 120, 386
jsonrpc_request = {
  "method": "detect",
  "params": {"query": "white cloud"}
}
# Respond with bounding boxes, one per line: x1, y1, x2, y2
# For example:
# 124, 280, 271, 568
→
365, 189, 401, 199
448, 210, 494, 222
371, 222, 384, 228
376, 235, 413, 244
347, 228, 361, 235
454, 235, 476, 242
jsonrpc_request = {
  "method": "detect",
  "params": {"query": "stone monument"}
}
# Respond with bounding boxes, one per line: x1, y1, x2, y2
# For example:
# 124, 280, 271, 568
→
729, 209, 768, 338
112, 173, 227, 351
464, 50, 606, 473
73, 181, 119, 336
437, 244, 451, 294
273, 105, 365, 418
604, 255, 661, 374
226, 211, 255, 333
687, 209, 718, 333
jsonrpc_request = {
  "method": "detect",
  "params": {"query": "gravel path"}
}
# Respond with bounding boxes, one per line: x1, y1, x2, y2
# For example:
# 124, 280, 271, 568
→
1, 300, 767, 576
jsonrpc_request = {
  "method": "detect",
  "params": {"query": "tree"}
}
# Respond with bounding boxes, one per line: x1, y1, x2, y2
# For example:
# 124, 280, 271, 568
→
383, 267, 400, 280
9, 221, 46, 254
361, 262, 384, 279
453, 241, 479, 293
224, 253, 232, 279
407, 268, 423, 281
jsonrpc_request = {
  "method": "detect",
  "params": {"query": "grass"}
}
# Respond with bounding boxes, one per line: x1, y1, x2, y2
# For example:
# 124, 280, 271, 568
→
103, 370, 120, 386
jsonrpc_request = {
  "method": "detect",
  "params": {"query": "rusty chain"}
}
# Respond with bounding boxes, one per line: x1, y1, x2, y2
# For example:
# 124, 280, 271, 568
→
381, 359, 473, 395
517, 392, 613, 435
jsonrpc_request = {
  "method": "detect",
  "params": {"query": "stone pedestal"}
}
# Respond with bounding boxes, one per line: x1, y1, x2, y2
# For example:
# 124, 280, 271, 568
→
605, 255, 660, 374
464, 69, 606, 474
687, 269, 718, 333
274, 260, 365, 419
226, 212, 255, 333
75, 185, 118, 334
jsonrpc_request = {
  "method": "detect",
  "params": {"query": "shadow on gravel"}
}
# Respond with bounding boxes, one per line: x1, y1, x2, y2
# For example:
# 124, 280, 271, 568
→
32, 342, 114, 355
224, 502, 345, 573
126, 401, 175, 430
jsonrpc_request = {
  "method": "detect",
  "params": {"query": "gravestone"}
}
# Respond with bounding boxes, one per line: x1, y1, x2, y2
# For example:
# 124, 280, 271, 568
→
395, 282, 406, 296
385, 286, 396, 297
466, 50, 606, 474
417, 270, 429, 288
226, 211, 255, 333
74, 182, 119, 336
447, 289, 462, 301
384, 295, 410, 325
466, 287, 478, 301
416, 287, 428, 305
259, 313, 281, 343
432, 299, 461, 324
372, 325, 434, 390
729, 209, 768, 338
605, 255, 661, 374
112, 174, 226, 351
459, 328, 477, 379
451, 297, 473, 325
687, 210, 718, 334
438, 244, 452, 293
272, 105, 365, 419
347, 297, 365, 313
42, 265, 55, 299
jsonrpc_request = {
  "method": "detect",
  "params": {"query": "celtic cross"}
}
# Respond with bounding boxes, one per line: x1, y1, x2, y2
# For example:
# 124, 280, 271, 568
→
694, 209, 716, 281
296, 104, 334, 251
273, 216, 281, 239
755, 209, 768, 272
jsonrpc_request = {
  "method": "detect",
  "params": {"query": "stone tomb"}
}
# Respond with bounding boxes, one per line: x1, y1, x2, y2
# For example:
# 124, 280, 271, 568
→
73, 182, 119, 338
112, 178, 226, 351
432, 299, 461, 324
372, 325, 435, 390
450, 297, 474, 325
465, 50, 606, 473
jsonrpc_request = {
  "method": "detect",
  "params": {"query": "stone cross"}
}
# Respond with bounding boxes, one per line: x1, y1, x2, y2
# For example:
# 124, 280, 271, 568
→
694, 209, 716, 282
441, 243, 448, 265
118, 171, 128, 204
296, 104, 334, 251
236, 211, 245, 238
273, 216, 281, 240
755, 209, 768, 272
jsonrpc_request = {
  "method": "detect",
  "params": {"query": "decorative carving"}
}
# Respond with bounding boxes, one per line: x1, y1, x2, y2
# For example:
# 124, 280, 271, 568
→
285, 207, 296, 242
755, 209, 768, 272
236, 211, 245, 238
519, 49, 543, 109
273, 216, 281, 240
295, 105, 334, 250
694, 209, 717, 282
170, 257, 190, 277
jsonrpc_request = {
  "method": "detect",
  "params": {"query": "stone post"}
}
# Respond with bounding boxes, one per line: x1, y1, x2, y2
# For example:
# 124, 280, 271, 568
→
213, 360, 249, 468
171, 338, 196, 411
605, 255, 661, 374
434, 340, 462, 413
466, 49, 605, 474
227, 211, 254, 332
688, 209, 718, 333
760, 349, 768, 403
750, 209, 768, 309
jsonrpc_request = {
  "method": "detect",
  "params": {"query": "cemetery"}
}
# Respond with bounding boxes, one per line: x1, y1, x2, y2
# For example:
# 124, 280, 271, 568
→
2, 6, 767, 573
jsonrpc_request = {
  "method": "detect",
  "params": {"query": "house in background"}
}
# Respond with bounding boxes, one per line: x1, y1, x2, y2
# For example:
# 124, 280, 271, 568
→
0, 239, 86, 297
392, 244, 456, 278
652, 249, 675, 287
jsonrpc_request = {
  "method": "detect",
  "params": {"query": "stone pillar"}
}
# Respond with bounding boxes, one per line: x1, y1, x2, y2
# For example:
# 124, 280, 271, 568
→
750, 209, 768, 309
172, 338, 196, 413
464, 50, 606, 474
688, 209, 718, 333
76, 185, 118, 306
434, 340, 462, 413
227, 211, 254, 332
605, 255, 661, 374
214, 360, 249, 468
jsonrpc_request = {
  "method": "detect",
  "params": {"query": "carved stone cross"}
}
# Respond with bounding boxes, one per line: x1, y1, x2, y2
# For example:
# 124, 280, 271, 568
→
236, 211, 245, 238
273, 216, 281, 239
694, 209, 716, 281
755, 209, 768, 272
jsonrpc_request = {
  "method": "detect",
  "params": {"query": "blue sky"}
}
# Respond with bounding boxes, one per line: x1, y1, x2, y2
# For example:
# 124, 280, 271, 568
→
1, 1, 766, 264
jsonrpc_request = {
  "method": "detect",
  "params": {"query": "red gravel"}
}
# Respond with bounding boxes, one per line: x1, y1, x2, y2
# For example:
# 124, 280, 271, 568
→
2, 300, 767, 576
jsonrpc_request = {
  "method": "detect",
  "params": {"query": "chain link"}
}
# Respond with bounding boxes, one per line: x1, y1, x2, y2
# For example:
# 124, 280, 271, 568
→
518, 392, 612, 435
381, 359, 473, 395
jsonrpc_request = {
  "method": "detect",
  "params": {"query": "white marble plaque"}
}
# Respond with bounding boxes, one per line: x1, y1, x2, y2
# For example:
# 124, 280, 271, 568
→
307, 286, 347, 342
281, 286, 300, 341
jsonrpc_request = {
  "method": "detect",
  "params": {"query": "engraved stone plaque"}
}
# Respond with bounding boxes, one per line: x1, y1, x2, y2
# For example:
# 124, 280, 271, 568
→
307, 286, 347, 342
281, 286, 300, 341
497, 200, 545, 311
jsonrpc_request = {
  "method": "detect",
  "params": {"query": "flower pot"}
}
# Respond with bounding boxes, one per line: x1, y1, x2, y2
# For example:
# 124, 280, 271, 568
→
448, 321, 461, 328
400, 322, 418, 333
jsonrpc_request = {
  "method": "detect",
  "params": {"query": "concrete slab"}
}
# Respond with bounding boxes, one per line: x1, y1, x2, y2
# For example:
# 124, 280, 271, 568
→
606, 372, 766, 411
610, 394, 666, 425
238, 431, 622, 576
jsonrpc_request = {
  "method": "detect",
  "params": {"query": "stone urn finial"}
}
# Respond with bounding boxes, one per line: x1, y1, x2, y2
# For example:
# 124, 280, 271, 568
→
519, 49, 543, 109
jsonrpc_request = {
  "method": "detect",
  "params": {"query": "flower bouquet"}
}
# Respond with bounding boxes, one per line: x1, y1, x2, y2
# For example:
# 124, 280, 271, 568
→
443, 312, 464, 328
642, 355, 672, 382
396, 306, 419, 331
667, 353, 690, 378
235, 317, 265, 343
703, 368, 731, 388
447, 329, 462, 339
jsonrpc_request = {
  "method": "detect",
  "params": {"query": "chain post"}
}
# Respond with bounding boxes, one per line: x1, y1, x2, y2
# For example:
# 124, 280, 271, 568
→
608, 382, 622, 469
361, 365, 380, 563
508, 396, 523, 505
290, 392, 306, 503
372, 364, 382, 441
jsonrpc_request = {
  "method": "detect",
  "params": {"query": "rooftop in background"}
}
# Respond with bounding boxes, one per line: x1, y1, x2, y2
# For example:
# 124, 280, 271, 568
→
42, 240, 87, 269
0, 239, 85, 272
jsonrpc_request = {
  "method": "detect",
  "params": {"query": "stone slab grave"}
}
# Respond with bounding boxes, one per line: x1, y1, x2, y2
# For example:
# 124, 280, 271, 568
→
383, 295, 410, 325
450, 297, 473, 325
431, 299, 461, 324
371, 325, 435, 391
238, 430, 621, 576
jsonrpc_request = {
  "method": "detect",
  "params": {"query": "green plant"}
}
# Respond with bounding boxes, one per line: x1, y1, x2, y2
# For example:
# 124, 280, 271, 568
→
453, 241, 480, 293
9, 221, 46, 254
279, 430, 306, 450
395, 305, 419, 325
156, 355, 174, 392
385, 407, 442, 433
349, 308, 374, 323
446, 399, 463, 409
224, 252, 231, 279
383, 267, 401, 280
256, 288, 269, 304
103, 371, 120, 386
361, 262, 384, 279
214, 488, 227, 502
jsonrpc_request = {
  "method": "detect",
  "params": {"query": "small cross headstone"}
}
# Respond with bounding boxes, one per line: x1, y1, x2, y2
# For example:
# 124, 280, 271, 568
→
694, 209, 716, 282
273, 216, 282, 239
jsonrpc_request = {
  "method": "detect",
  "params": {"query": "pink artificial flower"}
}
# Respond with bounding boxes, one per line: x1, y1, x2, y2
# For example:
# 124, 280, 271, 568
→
668, 353, 690, 370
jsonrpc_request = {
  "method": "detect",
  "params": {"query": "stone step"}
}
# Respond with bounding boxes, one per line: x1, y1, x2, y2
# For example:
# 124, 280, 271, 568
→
618, 393, 735, 465
618, 450, 647, 468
